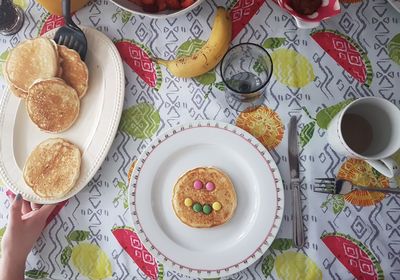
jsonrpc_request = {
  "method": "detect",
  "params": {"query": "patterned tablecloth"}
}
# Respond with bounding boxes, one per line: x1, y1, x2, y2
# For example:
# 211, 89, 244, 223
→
1, 0, 400, 279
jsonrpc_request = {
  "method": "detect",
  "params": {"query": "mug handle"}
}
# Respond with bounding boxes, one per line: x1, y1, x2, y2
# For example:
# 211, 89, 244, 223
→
365, 158, 399, 178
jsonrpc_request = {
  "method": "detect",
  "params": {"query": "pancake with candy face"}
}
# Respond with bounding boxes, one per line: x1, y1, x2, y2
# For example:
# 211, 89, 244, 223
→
172, 167, 237, 228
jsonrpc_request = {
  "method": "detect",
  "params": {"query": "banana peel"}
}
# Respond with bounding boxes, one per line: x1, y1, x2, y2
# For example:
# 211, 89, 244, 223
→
154, 7, 232, 78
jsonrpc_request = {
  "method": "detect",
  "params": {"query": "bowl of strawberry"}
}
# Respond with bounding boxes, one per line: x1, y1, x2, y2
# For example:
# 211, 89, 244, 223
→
111, 0, 203, 18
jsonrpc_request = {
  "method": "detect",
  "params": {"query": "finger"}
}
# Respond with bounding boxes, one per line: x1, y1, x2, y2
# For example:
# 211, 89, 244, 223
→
31, 203, 42, 211
6, 192, 15, 201
10, 194, 23, 224
6, 190, 15, 200
22, 200, 32, 215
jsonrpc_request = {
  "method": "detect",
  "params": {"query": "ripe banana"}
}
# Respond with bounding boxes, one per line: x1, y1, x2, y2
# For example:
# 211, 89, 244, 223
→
156, 7, 232, 78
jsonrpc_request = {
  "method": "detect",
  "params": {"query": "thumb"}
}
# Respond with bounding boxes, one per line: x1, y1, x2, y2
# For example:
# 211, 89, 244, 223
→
9, 193, 23, 224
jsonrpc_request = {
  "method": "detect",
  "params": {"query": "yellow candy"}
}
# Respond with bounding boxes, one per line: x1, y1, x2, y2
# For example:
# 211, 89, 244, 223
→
184, 198, 193, 207
212, 202, 222, 211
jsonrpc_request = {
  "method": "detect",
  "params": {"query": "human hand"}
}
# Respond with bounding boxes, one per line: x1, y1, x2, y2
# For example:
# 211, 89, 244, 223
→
1, 193, 57, 263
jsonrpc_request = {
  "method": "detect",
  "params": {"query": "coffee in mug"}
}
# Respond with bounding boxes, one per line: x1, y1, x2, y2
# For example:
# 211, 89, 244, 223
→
327, 97, 400, 178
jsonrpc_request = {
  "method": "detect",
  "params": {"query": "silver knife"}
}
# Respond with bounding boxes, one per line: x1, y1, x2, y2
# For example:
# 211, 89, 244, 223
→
288, 116, 305, 248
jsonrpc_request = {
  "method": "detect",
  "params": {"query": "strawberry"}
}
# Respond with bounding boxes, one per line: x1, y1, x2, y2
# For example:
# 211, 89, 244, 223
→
142, 3, 158, 12
180, 0, 194, 9
142, 0, 155, 4
157, 0, 167, 11
166, 0, 180, 10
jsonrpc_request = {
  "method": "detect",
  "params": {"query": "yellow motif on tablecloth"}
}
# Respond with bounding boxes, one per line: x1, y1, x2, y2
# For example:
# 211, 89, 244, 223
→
71, 243, 112, 280
236, 105, 284, 150
337, 158, 389, 206
275, 252, 322, 280
271, 49, 315, 88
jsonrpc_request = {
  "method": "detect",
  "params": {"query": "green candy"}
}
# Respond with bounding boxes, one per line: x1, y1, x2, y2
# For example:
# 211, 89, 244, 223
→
192, 203, 202, 213
202, 204, 212, 215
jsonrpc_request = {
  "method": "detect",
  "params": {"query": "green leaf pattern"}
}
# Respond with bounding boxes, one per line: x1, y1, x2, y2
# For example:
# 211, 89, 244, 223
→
270, 238, 293, 251
263, 37, 286, 49
214, 81, 225, 91
300, 121, 315, 148
261, 254, 275, 278
114, 181, 129, 209
321, 194, 345, 215
332, 195, 345, 215
25, 270, 49, 279
61, 246, 72, 266
67, 230, 90, 242
119, 103, 161, 140
316, 99, 354, 129
388, 33, 400, 65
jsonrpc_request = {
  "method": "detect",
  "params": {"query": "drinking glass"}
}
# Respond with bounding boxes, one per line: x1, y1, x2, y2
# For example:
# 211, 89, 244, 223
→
220, 43, 273, 112
0, 0, 24, 36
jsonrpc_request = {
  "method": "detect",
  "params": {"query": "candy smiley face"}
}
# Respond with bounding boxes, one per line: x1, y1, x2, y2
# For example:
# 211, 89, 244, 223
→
172, 167, 237, 228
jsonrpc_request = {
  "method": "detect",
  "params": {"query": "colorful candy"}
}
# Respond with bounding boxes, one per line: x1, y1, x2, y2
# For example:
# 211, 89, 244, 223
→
205, 182, 215, 191
202, 204, 212, 215
184, 198, 193, 207
192, 203, 202, 213
193, 180, 203, 190
212, 202, 222, 211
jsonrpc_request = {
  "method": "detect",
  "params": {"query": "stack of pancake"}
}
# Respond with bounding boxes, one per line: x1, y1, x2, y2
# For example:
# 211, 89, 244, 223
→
3, 37, 89, 199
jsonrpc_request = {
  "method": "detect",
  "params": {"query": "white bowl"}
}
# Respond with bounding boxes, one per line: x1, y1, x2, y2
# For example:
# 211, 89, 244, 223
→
110, 0, 205, 18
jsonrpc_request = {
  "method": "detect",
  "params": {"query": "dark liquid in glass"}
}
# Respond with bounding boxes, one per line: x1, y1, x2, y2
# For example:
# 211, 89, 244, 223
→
0, 0, 18, 30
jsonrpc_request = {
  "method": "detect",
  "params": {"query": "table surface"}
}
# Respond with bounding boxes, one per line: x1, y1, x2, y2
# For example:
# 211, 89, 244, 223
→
1, 0, 400, 279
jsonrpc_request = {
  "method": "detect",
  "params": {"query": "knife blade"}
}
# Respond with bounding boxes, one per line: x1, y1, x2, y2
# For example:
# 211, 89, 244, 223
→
288, 116, 305, 248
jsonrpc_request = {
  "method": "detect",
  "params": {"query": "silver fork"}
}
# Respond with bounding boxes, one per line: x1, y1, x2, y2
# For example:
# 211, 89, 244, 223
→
314, 178, 400, 195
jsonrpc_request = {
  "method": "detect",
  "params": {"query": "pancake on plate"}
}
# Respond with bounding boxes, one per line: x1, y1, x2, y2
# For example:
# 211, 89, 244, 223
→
172, 167, 237, 228
26, 78, 80, 133
23, 138, 81, 199
5, 37, 58, 93
9, 83, 27, 98
58, 45, 89, 98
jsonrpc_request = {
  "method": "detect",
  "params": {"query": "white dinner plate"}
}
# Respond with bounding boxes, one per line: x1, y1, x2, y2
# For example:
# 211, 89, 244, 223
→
0, 27, 125, 204
129, 120, 284, 278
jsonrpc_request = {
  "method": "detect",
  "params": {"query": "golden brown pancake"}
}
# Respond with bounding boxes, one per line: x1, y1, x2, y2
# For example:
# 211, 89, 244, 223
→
23, 138, 81, 199
9, 83, 28, 98
172, 167, 237, 228
26, 78, 80, 133
58, 45, 89, 98
5, 37, 58, 92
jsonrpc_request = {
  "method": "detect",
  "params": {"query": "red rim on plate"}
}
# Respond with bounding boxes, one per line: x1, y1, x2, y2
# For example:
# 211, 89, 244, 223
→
129, 120, 284, 278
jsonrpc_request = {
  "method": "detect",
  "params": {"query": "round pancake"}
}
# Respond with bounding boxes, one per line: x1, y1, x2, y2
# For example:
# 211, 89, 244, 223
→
23, 138, 81, 199
27, 78, 80, 133
5, 37, 58, 92
58, 45, 89, 98
172, 167, 237, 228
9, 83, 28, 98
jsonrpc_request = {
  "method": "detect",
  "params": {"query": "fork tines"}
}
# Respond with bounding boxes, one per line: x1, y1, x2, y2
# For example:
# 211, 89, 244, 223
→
314, 178, 336, 194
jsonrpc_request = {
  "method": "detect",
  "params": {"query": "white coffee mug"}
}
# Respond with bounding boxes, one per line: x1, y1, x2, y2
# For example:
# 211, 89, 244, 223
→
327, 97, 400, 178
